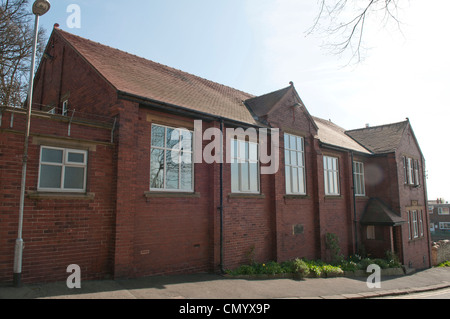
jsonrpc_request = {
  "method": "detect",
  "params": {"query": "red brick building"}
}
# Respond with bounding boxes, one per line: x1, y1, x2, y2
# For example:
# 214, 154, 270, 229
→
0, 27, 431, 284
428, 199, 450, 237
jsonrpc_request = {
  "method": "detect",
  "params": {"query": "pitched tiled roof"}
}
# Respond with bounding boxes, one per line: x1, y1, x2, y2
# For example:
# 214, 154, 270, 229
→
312, 116, 371, 154
244, 86, 292, 117
53, 28, 411, 157
346, 121, 409, 154
56, 28, 258, 125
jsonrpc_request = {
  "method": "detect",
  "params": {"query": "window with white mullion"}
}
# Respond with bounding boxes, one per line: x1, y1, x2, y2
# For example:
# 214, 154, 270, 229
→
38, 146, 87, 192
353, 161, 365, 196
324, 156, 339, 195
284, 134, 306, 195
231, 139, 259, 193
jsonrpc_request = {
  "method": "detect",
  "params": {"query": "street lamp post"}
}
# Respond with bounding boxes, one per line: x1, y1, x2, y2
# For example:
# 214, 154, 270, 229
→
13, 0, 51, 288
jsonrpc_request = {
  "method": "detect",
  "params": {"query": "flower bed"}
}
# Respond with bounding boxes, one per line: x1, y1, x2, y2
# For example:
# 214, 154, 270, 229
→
225, 255, 403, 280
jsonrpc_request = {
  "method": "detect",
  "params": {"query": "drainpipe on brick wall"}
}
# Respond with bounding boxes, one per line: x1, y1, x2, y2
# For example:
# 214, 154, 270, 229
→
351, 151, 358, 254
219, 118, 225, 274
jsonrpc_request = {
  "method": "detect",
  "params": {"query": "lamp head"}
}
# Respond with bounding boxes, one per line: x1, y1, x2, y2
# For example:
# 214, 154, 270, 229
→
32, 0, 51, 16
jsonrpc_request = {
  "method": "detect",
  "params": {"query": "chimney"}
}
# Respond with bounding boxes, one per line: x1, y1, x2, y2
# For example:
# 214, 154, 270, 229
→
365, 124, 370, 128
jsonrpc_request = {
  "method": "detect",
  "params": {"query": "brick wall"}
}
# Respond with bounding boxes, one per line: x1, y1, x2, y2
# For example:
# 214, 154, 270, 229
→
33, 31, 118, 118
396, 127, 430, 268
0, 110, 115, 284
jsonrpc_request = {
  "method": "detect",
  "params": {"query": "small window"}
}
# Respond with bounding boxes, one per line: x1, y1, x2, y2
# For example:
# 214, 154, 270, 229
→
38, 146, 87, 192
323, 156, 339, 195
367, 226, 376, 240
62, 100, 69, 116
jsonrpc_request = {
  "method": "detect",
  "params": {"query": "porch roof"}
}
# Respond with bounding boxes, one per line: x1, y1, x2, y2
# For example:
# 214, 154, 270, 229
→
360, 198, 406, 226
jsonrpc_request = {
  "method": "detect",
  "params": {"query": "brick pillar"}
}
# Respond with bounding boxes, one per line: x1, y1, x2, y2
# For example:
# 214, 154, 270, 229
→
113, 100, 139, 278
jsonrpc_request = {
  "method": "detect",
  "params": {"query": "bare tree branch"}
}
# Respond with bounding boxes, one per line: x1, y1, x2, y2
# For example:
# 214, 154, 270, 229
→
0, 0, 46, 107
308, 0, 405, 64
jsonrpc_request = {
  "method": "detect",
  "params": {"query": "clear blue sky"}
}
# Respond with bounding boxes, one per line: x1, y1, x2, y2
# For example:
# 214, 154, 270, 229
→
37, 0, 450, 202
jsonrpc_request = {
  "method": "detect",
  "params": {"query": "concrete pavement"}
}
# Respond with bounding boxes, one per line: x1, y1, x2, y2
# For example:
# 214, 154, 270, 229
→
1, 267, 450, 299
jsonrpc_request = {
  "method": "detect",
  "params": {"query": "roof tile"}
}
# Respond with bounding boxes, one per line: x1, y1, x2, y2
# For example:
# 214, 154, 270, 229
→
56, 29, 257, 124
346, 121, 409, 154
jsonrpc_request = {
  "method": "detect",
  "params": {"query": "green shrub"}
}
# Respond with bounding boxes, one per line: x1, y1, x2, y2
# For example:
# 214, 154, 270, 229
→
293, 258, 310, 278
280, 260, 295, 273
437, 261, 450, 267
239, 265, 256, 275
374, 258, 390, 269
261, 261, 284, 275
385, 251, 402, 268
358, 258, 375, 270
322, 265, 344, 277
226, 254, 402, 277
340, 260, 359, 272
308, 265, 322, 277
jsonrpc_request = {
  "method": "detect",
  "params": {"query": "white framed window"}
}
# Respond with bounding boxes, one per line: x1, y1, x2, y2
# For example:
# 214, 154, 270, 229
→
438, 207, 450, 215
353, 161, 365, 196
323, 156, 340, 195
403, 156, 420, 186
38, 146, 87, 192
150, 124, 194, 192
440, 222, 450, 230
284, 134, 306, 195
408, 210, 424, 239
231, 139, 259, 193
62, 100, 69, 116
